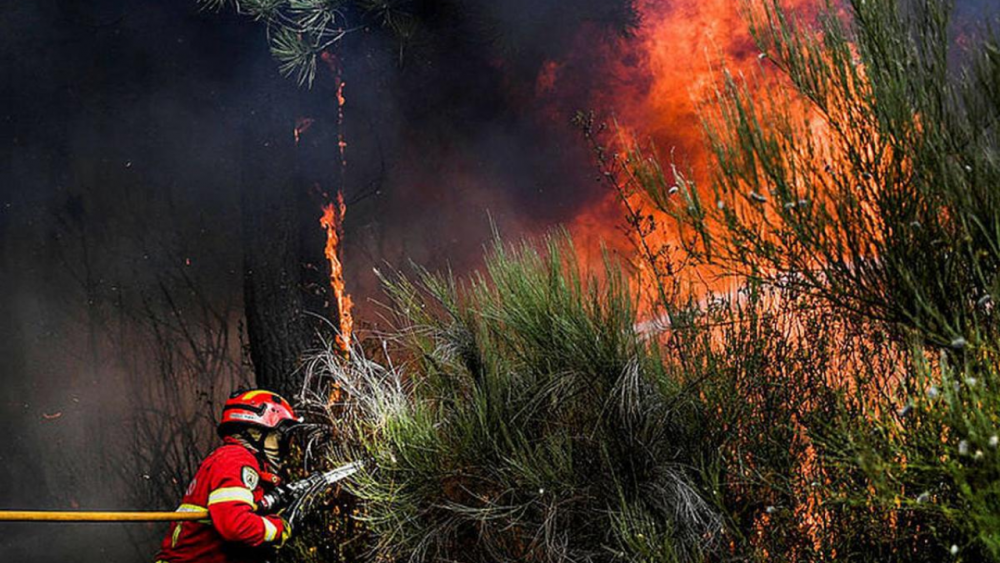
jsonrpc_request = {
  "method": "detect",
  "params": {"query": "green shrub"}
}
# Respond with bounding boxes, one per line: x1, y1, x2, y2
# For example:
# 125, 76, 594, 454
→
308, 233, 723, 562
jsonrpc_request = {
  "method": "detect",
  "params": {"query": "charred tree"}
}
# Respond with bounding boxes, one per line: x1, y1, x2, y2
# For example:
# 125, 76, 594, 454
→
240, 81, 344, 399
242, 145, 311, 397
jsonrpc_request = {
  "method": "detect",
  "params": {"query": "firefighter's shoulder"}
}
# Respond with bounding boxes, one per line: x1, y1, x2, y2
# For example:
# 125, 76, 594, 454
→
201, 443, 261, 487
210, 443, 260, 470
203, 444, 263, 504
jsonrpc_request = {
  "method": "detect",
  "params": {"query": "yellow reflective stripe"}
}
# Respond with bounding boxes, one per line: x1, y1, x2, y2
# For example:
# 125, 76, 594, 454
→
175, 503, 211, 524
262, 517, 278, 542
239, 389, 289, 404
171, 523, 182, 548
207, 487, 256, 507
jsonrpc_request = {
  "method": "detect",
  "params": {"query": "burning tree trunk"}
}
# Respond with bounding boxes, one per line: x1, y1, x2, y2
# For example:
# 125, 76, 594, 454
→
241, 116, 323, 397
240, 80, 354, 398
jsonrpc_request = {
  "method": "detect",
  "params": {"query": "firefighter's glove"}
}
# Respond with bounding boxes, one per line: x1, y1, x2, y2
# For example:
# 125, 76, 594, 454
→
275, 515, 293, 549
264, 515, 292, 549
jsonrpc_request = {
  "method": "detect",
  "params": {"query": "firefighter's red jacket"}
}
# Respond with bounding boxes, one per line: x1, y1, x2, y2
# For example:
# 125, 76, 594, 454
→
155, 437, 287, 563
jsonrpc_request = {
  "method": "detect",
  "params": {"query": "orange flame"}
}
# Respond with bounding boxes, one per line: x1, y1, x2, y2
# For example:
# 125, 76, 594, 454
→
560, 0, 828, 306
567, 0, 816, 256
320, 193, 353, 356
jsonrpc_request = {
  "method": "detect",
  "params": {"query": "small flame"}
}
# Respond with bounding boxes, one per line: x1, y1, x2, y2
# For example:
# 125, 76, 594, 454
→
320, 193, 353, 356
294, 117, 315, 145
335, 79, 347, 166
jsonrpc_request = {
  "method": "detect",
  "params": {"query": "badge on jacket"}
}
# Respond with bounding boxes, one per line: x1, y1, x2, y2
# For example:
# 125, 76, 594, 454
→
241, 466, 259, 490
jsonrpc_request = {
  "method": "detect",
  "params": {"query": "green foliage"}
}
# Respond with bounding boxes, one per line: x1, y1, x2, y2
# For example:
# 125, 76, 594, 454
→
312, 233, 724, 562
197, 0, 410, 86
816, 342, 1000, 561
676, 285, 841, 559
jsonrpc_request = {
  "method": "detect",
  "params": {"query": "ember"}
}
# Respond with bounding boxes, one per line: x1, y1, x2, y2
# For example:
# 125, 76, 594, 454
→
294, 117, 315, 145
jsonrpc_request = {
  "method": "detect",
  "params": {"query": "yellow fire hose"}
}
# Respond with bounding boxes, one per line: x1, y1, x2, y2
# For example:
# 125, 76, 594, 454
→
0, 462, 366, 524
0, 510, 209, 522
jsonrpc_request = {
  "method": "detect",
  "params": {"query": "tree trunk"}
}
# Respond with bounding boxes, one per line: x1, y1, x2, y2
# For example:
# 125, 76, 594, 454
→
240, 81, 343, 400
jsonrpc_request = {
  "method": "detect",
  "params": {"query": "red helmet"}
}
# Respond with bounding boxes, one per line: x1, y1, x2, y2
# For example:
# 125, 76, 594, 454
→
218, 389, 302, 435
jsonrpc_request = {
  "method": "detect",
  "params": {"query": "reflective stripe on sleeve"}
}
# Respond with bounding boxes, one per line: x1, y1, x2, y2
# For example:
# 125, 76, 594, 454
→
176, 503, 211, 524
207, 486, 256, 507
171, 523, 183, 548
262, 517, 278, 542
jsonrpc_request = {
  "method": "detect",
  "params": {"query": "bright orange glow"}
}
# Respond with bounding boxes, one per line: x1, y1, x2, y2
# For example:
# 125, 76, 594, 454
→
552, 2, 916, 554
320, 193, 353, 356
599, 0, 812, 175
561, 0, 818, 303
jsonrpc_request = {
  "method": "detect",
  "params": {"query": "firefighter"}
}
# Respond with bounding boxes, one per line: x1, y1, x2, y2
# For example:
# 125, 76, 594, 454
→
155, 389, 303, 563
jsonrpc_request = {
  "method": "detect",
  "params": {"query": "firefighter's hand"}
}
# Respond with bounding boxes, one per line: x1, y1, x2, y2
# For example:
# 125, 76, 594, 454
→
275, 515, 292, 549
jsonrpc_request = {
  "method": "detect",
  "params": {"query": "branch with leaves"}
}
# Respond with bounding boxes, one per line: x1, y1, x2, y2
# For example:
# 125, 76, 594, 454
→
197, 0, 417, 86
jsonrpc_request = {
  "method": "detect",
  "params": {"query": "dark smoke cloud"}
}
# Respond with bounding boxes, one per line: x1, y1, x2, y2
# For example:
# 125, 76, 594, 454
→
1, 2, 287, 560
326, 0, 639, 299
